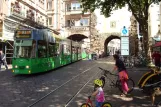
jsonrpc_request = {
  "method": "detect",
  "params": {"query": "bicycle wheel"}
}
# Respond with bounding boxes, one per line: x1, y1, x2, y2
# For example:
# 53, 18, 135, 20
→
157, 101, 161, 107
102, 102, 112, 107
80, 103, 91, 107
116, 78, 135, 93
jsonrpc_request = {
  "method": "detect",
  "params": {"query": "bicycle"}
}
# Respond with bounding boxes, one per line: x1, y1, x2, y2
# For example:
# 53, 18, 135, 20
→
94, 67, 135, 94
138, 67, 161, 94
80, 96, 112, 107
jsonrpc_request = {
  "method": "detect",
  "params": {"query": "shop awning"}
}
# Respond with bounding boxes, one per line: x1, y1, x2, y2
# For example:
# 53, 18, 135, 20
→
67, 34, 88, 41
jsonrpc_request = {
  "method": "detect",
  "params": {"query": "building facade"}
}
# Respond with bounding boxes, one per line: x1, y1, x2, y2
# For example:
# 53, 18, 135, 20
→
148, 3, 160, 52
0, 0, 47, 63
63, 0, 91, 49
46, 0, 64, 31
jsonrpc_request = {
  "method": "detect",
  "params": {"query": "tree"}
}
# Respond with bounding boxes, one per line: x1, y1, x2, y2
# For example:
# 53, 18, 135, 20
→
81, 0, 161, 59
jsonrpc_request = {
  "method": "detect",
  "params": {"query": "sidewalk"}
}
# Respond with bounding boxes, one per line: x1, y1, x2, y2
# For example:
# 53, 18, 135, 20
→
0, 64, 12, 71
104, 66, 161, 106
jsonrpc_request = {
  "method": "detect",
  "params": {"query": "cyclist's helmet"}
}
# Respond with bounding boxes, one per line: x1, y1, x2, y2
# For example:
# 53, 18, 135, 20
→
94, 79, 103, 86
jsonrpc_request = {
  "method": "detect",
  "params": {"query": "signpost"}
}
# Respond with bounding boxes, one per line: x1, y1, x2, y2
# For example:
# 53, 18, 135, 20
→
121, 26, 129, 55
121, 26, 129, 36
121, 36, 129, 55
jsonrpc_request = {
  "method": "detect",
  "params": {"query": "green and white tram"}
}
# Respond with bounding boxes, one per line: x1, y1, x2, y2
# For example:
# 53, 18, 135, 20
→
12, 29, 86, 74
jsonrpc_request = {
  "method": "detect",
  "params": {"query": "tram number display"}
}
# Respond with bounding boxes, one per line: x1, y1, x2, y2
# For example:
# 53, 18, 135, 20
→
16, 31, 31, 38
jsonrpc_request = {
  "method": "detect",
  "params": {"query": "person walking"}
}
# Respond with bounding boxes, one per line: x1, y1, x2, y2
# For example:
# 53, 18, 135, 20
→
0, 50, 8, 70
112, 54, 129, 96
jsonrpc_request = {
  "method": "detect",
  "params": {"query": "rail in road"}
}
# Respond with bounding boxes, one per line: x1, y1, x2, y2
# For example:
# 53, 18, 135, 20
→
0, 56, 154, 107
0, 57, 114, 107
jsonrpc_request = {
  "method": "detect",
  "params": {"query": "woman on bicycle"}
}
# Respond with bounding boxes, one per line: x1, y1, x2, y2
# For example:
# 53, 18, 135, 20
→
112, 54, 129, 96
90, 79, 105, 107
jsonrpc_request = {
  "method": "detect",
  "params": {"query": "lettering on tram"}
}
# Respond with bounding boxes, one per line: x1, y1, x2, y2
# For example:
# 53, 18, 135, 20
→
15, 30, 31, 38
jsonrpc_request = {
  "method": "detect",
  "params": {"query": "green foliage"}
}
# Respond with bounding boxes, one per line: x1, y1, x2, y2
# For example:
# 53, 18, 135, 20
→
81, 0, 161, 20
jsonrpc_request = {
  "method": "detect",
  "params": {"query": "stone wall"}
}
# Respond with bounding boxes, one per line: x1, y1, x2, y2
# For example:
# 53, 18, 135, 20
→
129, 15, 139, 56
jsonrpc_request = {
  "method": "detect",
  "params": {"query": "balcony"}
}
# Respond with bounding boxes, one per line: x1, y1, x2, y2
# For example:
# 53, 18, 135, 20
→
66, 26, 90, 37
65, 9, 90, 15
66, 9, 82, 15
47, 9, 54, 14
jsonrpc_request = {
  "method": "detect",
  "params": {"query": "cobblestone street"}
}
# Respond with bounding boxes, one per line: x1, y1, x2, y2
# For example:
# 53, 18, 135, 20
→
0, 57, 160, 107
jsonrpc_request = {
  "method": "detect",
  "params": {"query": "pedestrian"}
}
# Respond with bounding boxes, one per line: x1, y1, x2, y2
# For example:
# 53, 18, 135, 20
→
112, 54, 129, 96
89, 79, 105, 107
152, 51, 161, 69
0, 50, 8, 70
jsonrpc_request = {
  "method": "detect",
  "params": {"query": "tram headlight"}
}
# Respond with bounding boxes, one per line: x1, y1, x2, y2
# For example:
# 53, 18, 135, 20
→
26, 66, 30, 69
15, 65, 18, 68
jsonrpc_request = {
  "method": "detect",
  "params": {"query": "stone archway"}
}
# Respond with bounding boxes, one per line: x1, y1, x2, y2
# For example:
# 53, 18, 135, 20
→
67, 34, 88, 41
104, 35, 120, 56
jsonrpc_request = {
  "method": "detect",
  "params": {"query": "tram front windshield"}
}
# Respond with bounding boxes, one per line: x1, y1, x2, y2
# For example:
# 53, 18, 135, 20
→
14, 40, 35, 58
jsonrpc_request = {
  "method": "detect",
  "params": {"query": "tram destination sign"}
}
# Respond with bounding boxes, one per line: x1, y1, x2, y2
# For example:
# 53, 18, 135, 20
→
16, 30, 31, 38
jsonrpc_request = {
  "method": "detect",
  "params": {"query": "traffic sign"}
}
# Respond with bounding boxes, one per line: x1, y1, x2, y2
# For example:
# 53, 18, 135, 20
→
121, 26, 128, 36
121, 36, 129, 55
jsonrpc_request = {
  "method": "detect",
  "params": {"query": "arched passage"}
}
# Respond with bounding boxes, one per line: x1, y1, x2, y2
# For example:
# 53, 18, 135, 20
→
104, 35, 120, 56
67, 34, 88, 41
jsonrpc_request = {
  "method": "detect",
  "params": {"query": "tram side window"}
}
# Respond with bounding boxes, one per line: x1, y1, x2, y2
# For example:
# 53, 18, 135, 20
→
72, 46, 76, 54
78, 47, 81, 54
54, 43, 60, 56
38, 40, 47, 58
49, 43, 54, 57
63, 44, 71, 55
31, 41, 36, 58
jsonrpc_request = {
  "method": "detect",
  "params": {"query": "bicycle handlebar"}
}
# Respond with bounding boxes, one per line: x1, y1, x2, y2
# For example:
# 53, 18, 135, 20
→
98, 67, 112, 74
88, 96, 91, 99
98, 67, 118, 76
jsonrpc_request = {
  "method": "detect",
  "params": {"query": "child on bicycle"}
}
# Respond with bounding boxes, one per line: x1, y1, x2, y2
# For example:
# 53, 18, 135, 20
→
89, 79, 105, 107
112, 54, 129, 97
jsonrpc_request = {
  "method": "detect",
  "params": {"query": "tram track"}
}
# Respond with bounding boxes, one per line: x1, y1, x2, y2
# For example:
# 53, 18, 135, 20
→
27, 64, 97, 107
0, 57, 113, 107
0, 60, 95, 84
64, 70, 100, 107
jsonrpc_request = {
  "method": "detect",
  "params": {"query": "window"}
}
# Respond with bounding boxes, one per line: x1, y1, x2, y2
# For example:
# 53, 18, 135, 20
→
80, 19, 89, 26
38, 40, 47, 58
70, 19, 75, 26
71, 3, 82, 10
72, 46, 78, 54
48, 17, 52, 25
31, 40, 36, 58
49, 43, 55, 57
76, 3, 81, 9
66, 4, 71, 11
47, 1, 52, 10
63, 44, 71, 55
53, 43, 61, 56
14, 40, 33, 58
66, 20, 70, 27
73, 7, 76, 10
